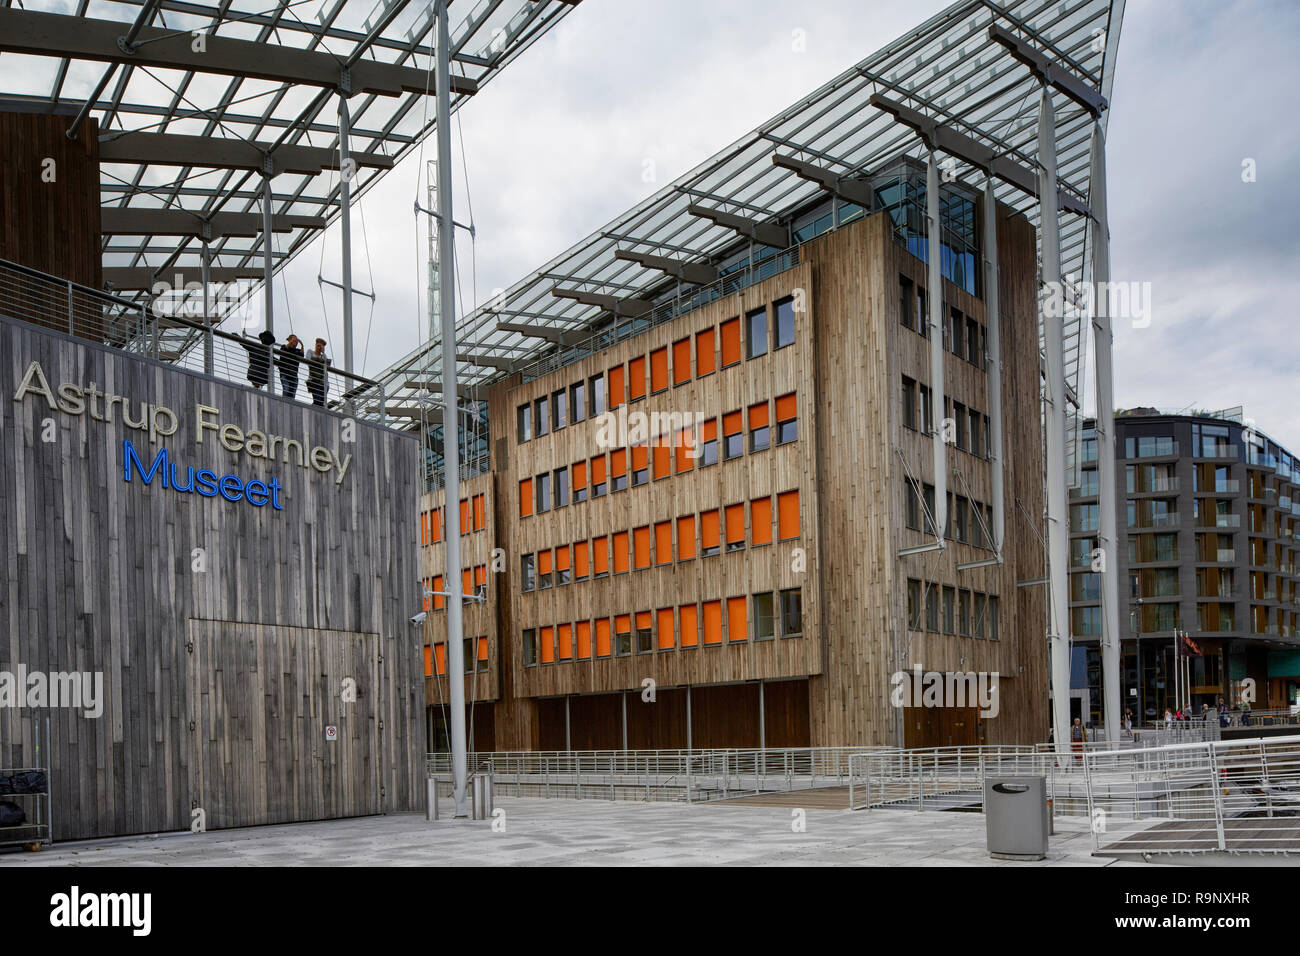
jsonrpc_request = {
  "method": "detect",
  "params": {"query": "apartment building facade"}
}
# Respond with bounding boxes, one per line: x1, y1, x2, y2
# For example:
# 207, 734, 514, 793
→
1068, 410, 1300, 721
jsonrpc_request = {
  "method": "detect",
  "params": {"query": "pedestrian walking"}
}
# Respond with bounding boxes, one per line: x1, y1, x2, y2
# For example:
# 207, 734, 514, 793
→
1071, 717, 1086, 762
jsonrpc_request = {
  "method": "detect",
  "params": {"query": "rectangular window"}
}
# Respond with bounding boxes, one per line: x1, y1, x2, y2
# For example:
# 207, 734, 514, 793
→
655, 521, 673, 565
459, 498, 470, 535
615, 615, 632, 657
590, 454, 607, 497
430, 508, 442, 543
652, 435, 671, 480
535, 395, 548, 437
949, 307, 963, 357
592, 535, 609, 577
607, 364, 625, 409
570, 379, 586, 423
612, 531, 630, 574
899, 276, 914, 330
517, 404, 532, 443
780, 588, 802, 638
523, 628, 537, 666
675, 427, 695, 474
926, 584, 939, 632
702, 600, 723, 645
775, 393, 797, 444
696, 327, 715, 376
989, 596, 999, 641
557, 623, 572, 661
958, 589, 971, 636
943, 587, 955, 634
778, 490, 800, 540
749, 401, 770, 452
974, 592, 986, 639
576, 620, 592, 659
902, 377, 916, 431
595, 618, 612, 658
473, 495, 485, 531
554, 466, 569, 507
631, 443, 648, 486
906, 483, 920, 530
677, 515, 696, 560
536, 472, 551, 513
628, 356, 646, 402
751, 497, 772, 546
679, 604, 699, 648
720, 317, 741, 367
650, 347, 669, 392
700, 418, 718, 465
610, 448, 628, 491
725, 503, 746, 552
432, 575, 444, 611
754, 592, 775, 641
723, 410, 743, 460
701, 509, 721, 556
589, 372, 605, 415
917, 287, 927, 337
966, 317, 980, 365
476, 636, 488, 672
540, 626, 554, 664
521, 553, 535, 593
537, 549, 552, 590
727, 596, 748, 643
907, 579, 921, 630
555, 545, 571, 585
635, 611, 653, 654
519, 478, 533, 518
633, 526, 651, 570
572, 460, 587, 503
953, 402, 967, 451
774, 296, 795, 348
657, 607, 675, 650
918, 385, 933, 434
746, 306, 767, 359
552, 388, 566, 430
573, 540, 589, 580
968, 408, 981, 458
673, 337, 692, 385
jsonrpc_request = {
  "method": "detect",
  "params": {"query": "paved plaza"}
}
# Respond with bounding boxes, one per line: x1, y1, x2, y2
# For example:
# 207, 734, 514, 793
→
0, 797, 1147, 867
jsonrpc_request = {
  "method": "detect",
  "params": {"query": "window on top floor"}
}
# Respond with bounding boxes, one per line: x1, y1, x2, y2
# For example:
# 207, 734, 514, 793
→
747, 307, 768, 359
774, 297, 795, 348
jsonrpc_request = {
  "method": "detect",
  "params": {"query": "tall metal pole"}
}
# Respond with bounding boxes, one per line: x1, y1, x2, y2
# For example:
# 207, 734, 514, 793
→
201, 238, 214, 376
338, 94, 355, 374
261, 167, 275, 335
1090, 121, 1121, 743
435, 0, 468, 818
983, 177, 1005, 555
926, 150, 948, 541
1038, 88, 1071, 754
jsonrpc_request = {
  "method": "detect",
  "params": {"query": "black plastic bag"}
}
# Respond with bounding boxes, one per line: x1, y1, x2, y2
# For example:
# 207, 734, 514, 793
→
0, 801, 26, 827
11, 771, 45, 794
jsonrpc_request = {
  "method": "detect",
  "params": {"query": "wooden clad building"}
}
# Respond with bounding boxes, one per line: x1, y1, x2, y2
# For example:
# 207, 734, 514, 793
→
419, 199, 1048, 751
0, 314, 424, 840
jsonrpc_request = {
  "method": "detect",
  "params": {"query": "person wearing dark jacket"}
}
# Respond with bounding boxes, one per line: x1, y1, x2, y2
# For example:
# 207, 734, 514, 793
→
306, 338, 331, 407
277, 334, 305, 399
241, 329, 276, 389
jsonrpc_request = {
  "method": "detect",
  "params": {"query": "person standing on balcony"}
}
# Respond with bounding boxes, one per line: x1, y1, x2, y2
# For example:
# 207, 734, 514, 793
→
277, 334, 304, 399
307, 338, 331, 407
241, 329, 275, 389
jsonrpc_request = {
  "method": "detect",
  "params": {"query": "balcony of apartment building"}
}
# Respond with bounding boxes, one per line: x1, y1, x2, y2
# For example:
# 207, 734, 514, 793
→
1194, 534, 1237, 565
1123, 436, 1179, 461
1126, 499, 1180, 531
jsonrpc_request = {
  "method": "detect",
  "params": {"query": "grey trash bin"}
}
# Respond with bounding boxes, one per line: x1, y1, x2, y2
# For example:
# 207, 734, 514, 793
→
984, 776, 1048, 861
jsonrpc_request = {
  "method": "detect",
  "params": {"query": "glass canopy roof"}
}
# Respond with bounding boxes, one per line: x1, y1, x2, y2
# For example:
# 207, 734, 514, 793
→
374, 0, 1125, 429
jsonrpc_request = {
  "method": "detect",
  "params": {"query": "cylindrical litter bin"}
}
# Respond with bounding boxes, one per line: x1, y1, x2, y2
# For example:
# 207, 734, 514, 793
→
984, 776, 1048, 861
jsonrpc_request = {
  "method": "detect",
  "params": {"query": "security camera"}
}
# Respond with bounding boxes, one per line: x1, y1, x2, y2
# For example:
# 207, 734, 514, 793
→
410, 611, 428, 625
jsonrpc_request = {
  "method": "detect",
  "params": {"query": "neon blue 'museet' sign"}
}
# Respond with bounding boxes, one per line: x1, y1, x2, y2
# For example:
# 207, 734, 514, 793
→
123, 439, 284, 509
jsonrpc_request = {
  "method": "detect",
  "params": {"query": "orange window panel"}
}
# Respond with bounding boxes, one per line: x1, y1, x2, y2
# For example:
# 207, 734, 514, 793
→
423, 645, 432, 677
657, 608, 675, 649
574, 540, 589, 579
590, 454, 607, 486
776, 392, 797, 422
537, 549, 553, 576
749, 401, 769, 429
702, 418, 717, 442
595, 618, 612, 657
459, 498, 470, 531
461, 568, 472, 597
557, 624, 572, 660
554, 546, 570, 573
628, 356, 646, 401
778, 490, 801, 539
612, 531, 630, 573
675, 429, 694, 473
633, 526, 651, 569
576, 621, 592, 659
474, 565, 486, 588
473, 494, 486, 531
431, 508, 441, 542
680, 604, 698, 647
636, 611, 652, 634
592, 536, 609, 576
654, 521, 673, 564
608, 363, 625, 408
652, 436, 670, 479
751, 497, 773, 546
696, 327, 716, 376
727, 596, 747, 643
610, 448, 626, 478
723, 410, 742, 437
702, 600, 723, 644
477, 636, 488, 662
435, 643, 447, 675
677, 515, 696, 560
572, 459, 587, 491
433, 575, 444, 610
725, 503, 745, 546
631, 443, 648, 474
701, 510, 720, 552
420, 512, 429, 547
650, 347, 669, 392
540, 626, 554, 664
616, 614, 631, 637
720, 317, 740, 366
519, 478, 533, 518
672, 337, 691, 384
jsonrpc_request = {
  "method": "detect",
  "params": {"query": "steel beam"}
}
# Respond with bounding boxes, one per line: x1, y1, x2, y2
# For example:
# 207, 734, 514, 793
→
983, 177, 1005, 559
770, 154, 874, 207
550, 287, 653, 318
988, 24, 1108, 115
493, 321, 596, 350
613, 250, 718, 285
104, 265, 264, 289
100, 208, 326, 237
685, 203, 787, 249
99, 131, 395, 175
262, 172, 275, 336
339, 95, 354, 374
926, 151, 948, 548
402, 380, 479, 398
0, 8, 480, 98
455, 352, 513, 372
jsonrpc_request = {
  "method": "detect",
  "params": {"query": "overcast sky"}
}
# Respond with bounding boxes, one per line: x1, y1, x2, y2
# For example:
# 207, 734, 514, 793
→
274, 0, 1300, 448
